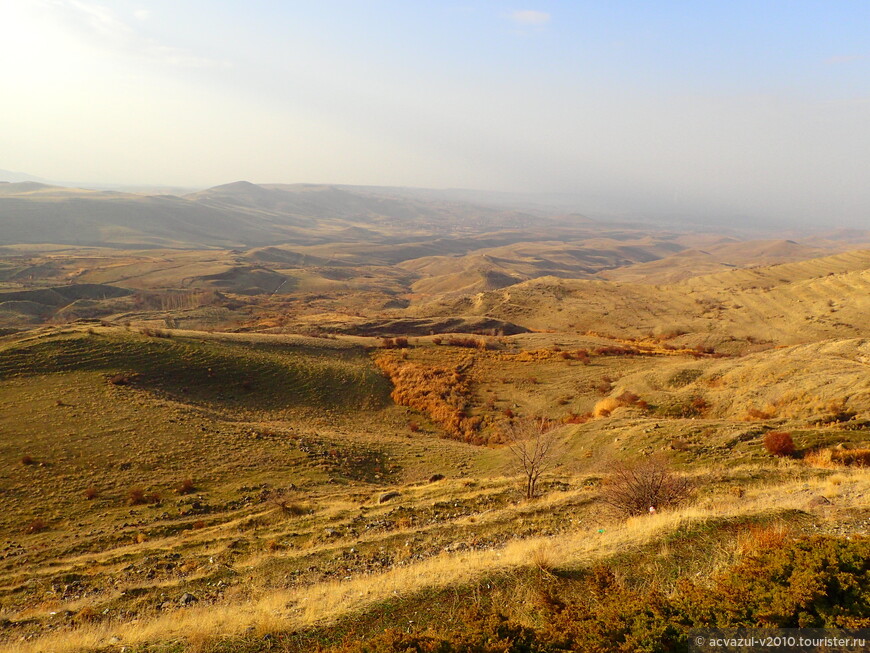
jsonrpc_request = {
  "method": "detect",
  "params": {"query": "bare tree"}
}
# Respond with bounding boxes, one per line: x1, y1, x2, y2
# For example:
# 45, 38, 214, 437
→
600, 455, 692, 517
503, 418, 561, 499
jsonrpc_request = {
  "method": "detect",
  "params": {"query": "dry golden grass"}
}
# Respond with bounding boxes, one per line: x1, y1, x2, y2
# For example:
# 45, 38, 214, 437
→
9, 467, 868, 653
805, 447, 870, 469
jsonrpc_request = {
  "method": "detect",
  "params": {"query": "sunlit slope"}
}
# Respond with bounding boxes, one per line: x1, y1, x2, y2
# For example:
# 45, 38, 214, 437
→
399, 238, 684, 295
606, 338, 870, 422
417, 250, 870, 345
601, 239, 830, 284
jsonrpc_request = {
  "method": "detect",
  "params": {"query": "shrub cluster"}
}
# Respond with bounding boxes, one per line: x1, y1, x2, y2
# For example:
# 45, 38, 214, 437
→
594, 345, 641, 356
379, 337, 410, 349
327, 535, 869, 653
375, 356, 485, 443
127, 487, 161, 506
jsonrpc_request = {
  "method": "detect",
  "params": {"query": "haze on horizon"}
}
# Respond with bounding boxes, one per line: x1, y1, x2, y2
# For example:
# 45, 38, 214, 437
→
2, 1, 869, 226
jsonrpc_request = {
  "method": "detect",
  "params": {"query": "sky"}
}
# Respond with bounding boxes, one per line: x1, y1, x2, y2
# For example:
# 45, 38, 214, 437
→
1, 1, 869, 225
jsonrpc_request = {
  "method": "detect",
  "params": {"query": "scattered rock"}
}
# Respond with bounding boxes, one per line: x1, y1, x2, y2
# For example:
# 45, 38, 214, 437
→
178, 592, 198, 606
378, 491, 401, 504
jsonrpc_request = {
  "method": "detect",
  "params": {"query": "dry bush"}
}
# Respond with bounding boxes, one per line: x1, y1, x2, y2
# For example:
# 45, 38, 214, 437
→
107, 373, 135, 386
142, 327, 172, 338
24, 518, 47, 534
379, 337, 409, 349
503, 418, 561, 499
737, 523, 791, 555
615, 391, 647, 409
270, 490, 309, 517
192, 520, 207, 529
593, 397, 619, 418
127, 487, 145, 505
594, 345, 640, 356
445, 336, 488, 349
74, 606, 97, 624
805, 447, 870, 468
595, 376, 613, 395
600, 456, 692, 517
529, 543, 557, 574
375, 355, 484, 443
691, 344, 716, 357
176, 478, 196, 495
743, 406, 775, 421
563, 412, 593, 424
764, 431, 795, 457
831, 448, 870, 467
594, 391, 648, 418
573, 349, 591, 364
127, 487, 160, 506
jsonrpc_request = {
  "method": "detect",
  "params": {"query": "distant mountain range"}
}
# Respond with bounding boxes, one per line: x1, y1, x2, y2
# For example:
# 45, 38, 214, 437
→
0, 180, 564, 249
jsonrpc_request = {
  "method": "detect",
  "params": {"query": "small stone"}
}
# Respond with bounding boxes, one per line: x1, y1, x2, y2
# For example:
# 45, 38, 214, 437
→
378, 491, 401, 504
178, 592, 198, 605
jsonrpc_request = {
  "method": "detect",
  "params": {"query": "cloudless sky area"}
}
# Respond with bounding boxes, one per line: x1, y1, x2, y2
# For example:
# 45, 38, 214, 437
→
2, 1, 869, 225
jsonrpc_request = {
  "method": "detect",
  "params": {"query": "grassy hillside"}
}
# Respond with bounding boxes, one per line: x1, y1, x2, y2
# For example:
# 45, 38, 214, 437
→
416, 250, 870, 346
1, 225, 869, 651
1, 324, 869, 652
0, 328, 390, 411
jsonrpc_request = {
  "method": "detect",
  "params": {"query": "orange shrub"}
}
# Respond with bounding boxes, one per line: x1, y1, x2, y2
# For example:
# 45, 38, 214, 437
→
25, 518, 47, 534
764, 431, 795, 457
563, 412, 593, 424
176, 478, 196, 495
594, 346, 640, 356
374, 356, 485, 443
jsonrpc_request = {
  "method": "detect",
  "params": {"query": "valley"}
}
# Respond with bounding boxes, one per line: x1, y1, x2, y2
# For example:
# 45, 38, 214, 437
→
0, 181, 868, 652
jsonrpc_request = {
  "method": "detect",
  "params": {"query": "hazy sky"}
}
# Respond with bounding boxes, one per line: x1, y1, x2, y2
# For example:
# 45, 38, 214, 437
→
2, 1, 869, 224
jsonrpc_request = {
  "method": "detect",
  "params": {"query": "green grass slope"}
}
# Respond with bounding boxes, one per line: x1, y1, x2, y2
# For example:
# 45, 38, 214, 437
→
0, 328, 391, 411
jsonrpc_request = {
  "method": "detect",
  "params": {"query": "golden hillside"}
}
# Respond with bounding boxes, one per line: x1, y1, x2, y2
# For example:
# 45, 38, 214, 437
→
417, 249, 870, 346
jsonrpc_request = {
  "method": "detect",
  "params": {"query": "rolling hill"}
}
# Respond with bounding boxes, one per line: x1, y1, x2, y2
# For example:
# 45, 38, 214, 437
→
0, 181, 561, 249
3, 178, 870, 653
414, 249, 870, 346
